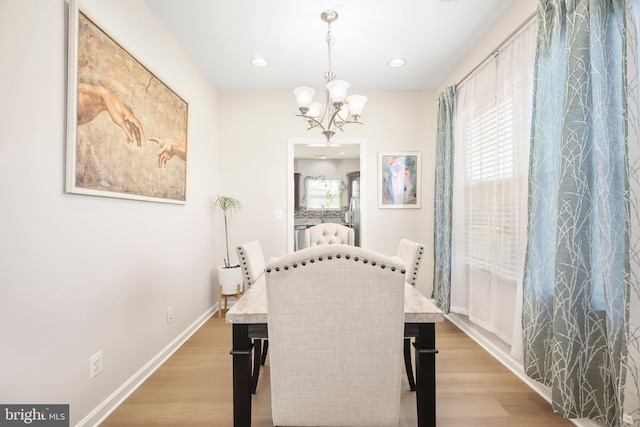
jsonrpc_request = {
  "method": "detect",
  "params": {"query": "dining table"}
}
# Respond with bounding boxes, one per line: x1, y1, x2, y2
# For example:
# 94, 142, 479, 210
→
226, 275, 444, 427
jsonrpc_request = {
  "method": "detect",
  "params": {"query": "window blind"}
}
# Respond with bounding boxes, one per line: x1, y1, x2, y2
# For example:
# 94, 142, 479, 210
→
461, 71, 532, 281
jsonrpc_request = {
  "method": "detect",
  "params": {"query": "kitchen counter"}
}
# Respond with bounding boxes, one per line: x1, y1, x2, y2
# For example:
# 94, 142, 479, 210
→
294, 218, 348, 227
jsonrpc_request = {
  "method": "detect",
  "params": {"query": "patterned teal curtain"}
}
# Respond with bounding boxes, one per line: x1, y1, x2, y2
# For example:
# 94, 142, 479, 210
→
432, 86, 456, 313
623, 0, 640, 422
523, 0, 630, 425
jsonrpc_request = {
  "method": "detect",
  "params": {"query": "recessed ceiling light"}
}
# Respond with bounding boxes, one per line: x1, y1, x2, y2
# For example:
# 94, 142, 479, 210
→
339, 152, 346, 155
250, 57, 268, 67
387, 58, 406, 68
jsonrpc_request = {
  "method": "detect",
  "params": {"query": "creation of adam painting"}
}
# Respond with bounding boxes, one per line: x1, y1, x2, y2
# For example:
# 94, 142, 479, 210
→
66, 10, 188, 203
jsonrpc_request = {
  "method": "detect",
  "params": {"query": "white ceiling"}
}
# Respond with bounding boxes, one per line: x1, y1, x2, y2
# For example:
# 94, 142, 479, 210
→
144, 0, 520, 92
294, 144, 361, 160
143, 0, 521, 159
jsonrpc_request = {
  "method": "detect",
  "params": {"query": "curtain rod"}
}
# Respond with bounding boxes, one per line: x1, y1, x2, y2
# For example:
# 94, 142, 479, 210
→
455, 10, 538, 89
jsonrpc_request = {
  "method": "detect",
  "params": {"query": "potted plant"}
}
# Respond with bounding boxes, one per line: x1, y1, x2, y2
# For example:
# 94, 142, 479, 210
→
215, 195, 242, 267
213, 195, 243, 314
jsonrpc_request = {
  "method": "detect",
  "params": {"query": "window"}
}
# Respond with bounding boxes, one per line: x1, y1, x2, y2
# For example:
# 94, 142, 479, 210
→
449, 13, 536, 348
305, 176, 342, 210
462, 82, 530, 281
455, 20, 535, 284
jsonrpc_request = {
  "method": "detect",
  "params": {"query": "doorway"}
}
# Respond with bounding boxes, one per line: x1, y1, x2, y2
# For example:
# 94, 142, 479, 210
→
287, 138, 367, 253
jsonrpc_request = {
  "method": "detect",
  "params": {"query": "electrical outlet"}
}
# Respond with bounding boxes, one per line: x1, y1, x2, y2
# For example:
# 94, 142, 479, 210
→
167, 307, 173, 324
89, 350, 103, 379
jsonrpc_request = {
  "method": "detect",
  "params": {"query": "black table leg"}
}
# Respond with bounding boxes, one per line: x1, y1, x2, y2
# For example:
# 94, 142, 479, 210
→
251, 339, 262, 394
404, 337, 416, 391
413, 323, 438, 427
231, 324, 253, 427
260, 339, 268, 365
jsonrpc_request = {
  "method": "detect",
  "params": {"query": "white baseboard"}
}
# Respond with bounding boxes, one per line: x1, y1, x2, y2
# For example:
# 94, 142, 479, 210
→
76, 305, 218, 427
445, 313, 605, 427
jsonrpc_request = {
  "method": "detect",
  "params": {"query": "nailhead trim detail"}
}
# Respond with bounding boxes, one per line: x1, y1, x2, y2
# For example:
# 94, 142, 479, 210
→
264, 253, 406, 276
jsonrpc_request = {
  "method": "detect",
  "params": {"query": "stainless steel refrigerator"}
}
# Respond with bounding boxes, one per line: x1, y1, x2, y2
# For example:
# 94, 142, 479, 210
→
348, 178, 361, 246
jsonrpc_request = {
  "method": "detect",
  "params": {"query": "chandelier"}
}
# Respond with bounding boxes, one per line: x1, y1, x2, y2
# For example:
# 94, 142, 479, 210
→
293, 10, 367, 145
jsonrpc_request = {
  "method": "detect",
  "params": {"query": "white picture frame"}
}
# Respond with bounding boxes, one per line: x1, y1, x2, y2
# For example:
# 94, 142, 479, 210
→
66, 0, 188, 204
378, 152, 421, 209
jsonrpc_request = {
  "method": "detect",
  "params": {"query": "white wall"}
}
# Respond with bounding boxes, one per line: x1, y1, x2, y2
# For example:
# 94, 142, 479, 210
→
217, 90, 437, 295
0, 0, 221, 425
436, 0, 538, 92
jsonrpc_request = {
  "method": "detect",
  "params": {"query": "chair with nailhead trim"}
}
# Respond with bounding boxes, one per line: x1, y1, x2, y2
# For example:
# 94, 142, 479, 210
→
396, 238, 425, 392
303, 222, 355, 248
265, 244, 406, 426
236, 240, 268, 393
236, 240, 266, 290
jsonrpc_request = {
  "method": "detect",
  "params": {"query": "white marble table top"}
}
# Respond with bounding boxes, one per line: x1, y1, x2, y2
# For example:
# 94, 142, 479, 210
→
226, 275, 444, 324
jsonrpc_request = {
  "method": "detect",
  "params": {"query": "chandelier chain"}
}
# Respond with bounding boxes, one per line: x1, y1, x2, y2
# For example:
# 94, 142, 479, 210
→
326, 22, 334, 82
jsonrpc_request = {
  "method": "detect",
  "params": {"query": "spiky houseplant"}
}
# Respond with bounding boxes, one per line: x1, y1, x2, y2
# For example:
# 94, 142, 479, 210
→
214, 195, 241, 268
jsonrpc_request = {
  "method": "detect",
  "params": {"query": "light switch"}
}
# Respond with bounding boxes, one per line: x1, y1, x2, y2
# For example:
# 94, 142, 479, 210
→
275, 209, 284, 220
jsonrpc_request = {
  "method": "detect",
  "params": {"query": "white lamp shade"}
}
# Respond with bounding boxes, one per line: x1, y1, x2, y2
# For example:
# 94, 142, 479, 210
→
346, 95, 367, 117
337, 105, 350, 121
307, 102, 323, 118
293, 87, 316, 108
326, 80, 350, 103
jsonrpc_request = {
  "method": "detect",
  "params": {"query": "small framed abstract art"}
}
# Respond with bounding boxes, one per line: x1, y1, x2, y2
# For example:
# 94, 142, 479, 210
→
378, 152, 421, 209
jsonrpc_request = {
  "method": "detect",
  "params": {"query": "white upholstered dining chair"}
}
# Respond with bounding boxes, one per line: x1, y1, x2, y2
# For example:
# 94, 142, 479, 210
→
236, 240, 266, 289
396, 238, 425, 287
265, 244, 406, 426
396, 238, 425, 391
236, 240, 268, 393
303, 222, 355, 248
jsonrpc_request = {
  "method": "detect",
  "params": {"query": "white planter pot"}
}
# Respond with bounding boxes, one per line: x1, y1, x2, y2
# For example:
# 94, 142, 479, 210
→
218, 265, 243, 295
217, 265, 243, 318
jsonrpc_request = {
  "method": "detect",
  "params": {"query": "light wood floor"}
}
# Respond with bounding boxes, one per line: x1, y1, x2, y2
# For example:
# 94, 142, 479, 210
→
102, 314, 573, 426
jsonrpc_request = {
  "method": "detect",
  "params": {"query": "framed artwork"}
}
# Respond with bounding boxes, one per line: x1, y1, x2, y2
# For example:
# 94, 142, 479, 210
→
66, 0, 188, 204
378, 152, 421, 209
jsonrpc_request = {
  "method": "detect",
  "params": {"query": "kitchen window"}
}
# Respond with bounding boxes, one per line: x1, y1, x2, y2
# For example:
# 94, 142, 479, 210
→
305, 176, 342, 210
